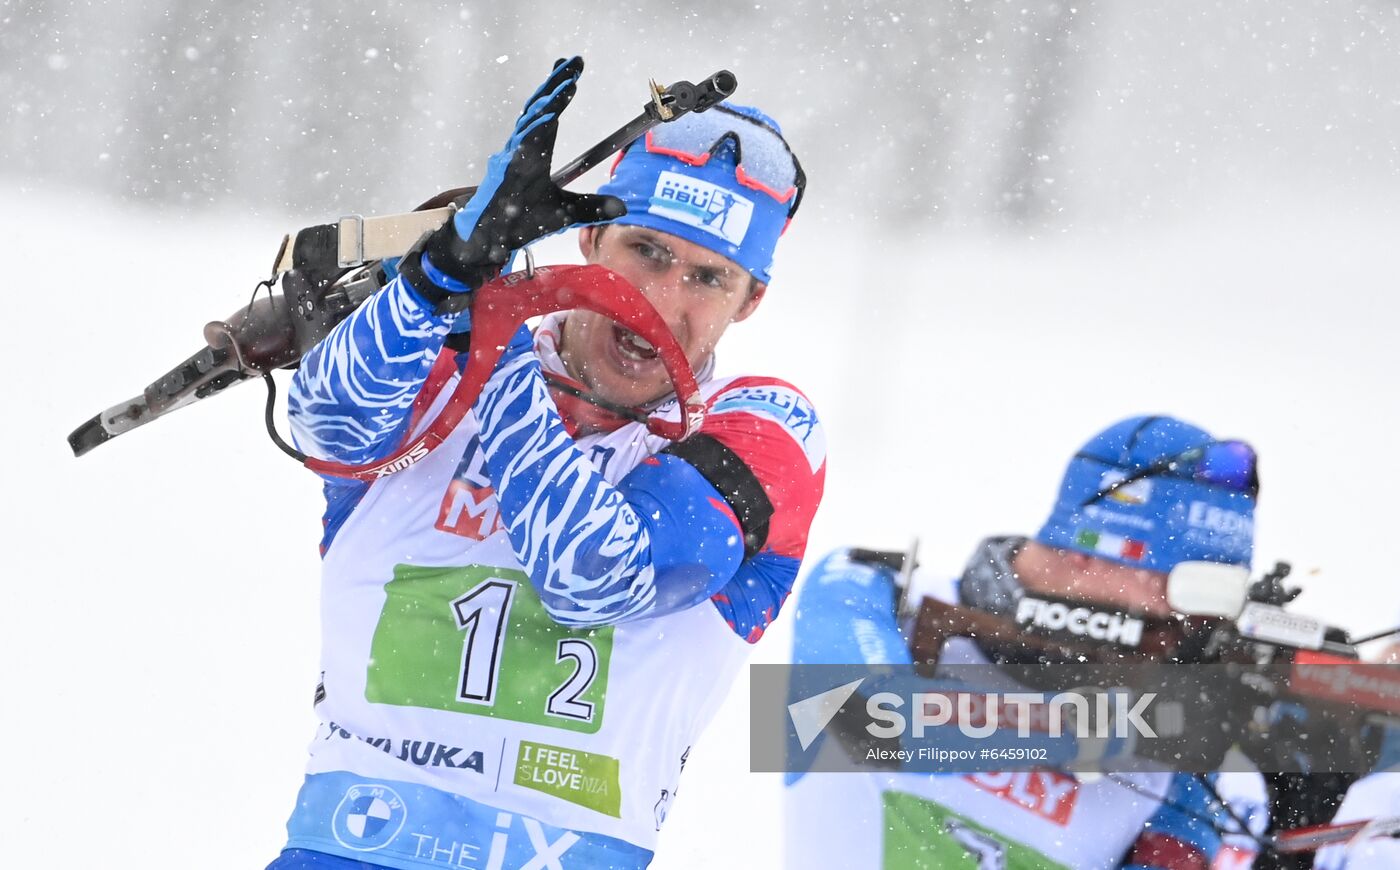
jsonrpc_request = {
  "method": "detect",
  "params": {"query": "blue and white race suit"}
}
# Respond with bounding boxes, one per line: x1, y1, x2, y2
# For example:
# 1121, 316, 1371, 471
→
275, 273, 826, 869
785, 543, 1262, 870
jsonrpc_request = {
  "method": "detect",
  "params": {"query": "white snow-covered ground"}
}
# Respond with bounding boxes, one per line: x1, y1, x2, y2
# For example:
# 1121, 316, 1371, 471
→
3, 185, 1397, 868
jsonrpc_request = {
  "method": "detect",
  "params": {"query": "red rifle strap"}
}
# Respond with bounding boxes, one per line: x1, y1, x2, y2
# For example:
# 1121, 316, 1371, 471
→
303, 264, 702, 481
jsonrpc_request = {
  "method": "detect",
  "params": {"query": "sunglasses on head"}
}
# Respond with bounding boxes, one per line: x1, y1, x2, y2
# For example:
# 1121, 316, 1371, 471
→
641, 105, 806, 219
1080, 440, 1259, 508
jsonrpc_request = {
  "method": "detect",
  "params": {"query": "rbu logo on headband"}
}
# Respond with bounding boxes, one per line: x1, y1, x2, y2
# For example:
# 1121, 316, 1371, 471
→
649, 171, 754, 245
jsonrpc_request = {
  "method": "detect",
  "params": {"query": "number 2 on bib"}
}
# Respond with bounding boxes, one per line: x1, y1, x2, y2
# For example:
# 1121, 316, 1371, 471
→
366, 564, 613, 733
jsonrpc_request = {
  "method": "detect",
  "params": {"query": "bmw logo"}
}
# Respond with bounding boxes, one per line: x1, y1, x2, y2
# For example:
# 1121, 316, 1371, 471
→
331, 783, 408, 851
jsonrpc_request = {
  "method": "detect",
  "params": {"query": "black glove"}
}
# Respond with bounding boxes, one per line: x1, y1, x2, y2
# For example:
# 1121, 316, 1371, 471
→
402, 56, 626, 309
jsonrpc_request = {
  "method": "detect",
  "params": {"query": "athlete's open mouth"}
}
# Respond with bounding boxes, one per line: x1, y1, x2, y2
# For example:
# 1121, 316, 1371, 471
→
613, 324, 659, 362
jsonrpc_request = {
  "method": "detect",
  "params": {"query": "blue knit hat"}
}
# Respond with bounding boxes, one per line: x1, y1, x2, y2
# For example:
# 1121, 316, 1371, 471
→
597, 104, 800, 284
1036, 416, 1258, 572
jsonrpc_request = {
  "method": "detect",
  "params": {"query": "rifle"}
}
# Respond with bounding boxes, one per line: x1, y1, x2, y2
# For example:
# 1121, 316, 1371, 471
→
67, 69, 738, 464
857, 546, 1400, 866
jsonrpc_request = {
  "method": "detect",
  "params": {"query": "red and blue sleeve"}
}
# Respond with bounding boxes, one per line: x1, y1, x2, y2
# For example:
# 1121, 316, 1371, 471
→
476, 362, 823, 631
657, 378, 826, 642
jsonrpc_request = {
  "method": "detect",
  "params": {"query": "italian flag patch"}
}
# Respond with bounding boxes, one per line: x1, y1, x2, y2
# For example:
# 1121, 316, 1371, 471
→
1075, 529, 1147, 561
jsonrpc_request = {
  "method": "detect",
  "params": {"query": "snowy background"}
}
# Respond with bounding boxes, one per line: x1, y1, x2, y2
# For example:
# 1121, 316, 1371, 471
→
4, 2, 1399, 868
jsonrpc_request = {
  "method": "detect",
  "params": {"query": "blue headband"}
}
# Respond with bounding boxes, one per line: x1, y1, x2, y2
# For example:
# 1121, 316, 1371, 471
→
596, 106, 793, 284
1036, 416, 1257, 572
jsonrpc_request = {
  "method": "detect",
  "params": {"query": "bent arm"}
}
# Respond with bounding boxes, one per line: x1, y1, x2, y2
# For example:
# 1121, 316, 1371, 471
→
476, 360, 824, 629
474, 352, 739, 626
287, 276, 458, 464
